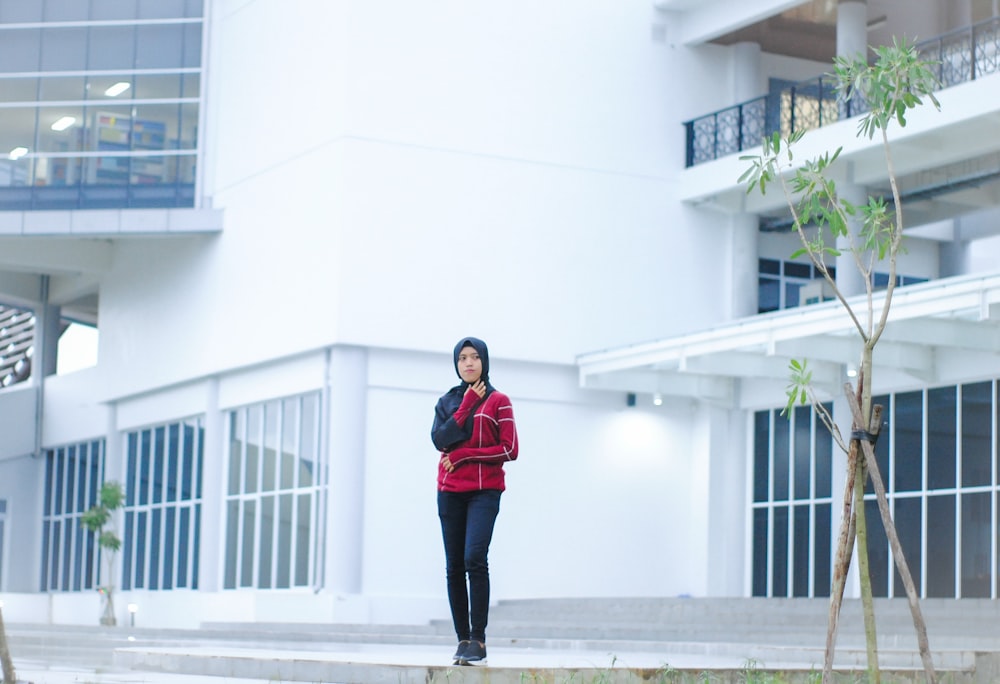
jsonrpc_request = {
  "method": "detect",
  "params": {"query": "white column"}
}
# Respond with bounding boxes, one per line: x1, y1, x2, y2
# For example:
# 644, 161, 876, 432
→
835, 179, 868, 297
945, 0, 973, 30
706, 405, 747, 595
197, 378, 224, 591
104, 404, 126, 620
837, 1, 868, 61
323, 345, 368, 595
731, 212, 759, 319
732, 41, 763, 101
939, 219, 970, 277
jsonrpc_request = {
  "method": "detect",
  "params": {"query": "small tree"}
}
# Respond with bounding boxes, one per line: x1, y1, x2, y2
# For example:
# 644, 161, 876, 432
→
741, 39, 940, 684
0, 603, 16, 684
81, 481, 125, 627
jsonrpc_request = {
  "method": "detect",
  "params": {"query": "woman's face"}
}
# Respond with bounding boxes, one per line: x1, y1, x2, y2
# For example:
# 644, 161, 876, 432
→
457, 346, 483, 384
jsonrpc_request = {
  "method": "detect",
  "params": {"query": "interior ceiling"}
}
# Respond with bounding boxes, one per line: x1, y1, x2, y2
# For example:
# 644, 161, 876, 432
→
711, 0, 847, 61
712, 0, 998, 61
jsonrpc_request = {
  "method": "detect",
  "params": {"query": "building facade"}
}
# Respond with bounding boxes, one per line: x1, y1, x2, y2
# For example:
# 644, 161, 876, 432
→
0, 0, 998, 628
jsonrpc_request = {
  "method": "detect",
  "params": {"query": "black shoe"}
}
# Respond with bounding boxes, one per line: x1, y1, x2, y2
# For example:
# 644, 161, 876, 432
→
452, 640, 470, 664
458, 640, 486, 665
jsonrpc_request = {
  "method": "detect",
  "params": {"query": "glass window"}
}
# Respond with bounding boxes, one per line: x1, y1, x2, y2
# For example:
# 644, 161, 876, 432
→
40, 27, 87, 71
751, 405, 834, 597
751, 508, 768, 596
892, 496, 922, 597
773, 415, 789, 501
182, 22, 202, 68
90, 0, 139, 21
181, 72, 200, 99
793, 405, 811, 499
926, 494, 956, 597
135, 24, 185, 69
772, 507, 789, 597
0, 29, 42, 72
792, 504, 810, 596
962, 382, 992, 487
88, 25, 137, 71
814, 405, 832, 498
121, 417, 203, 591
87, 74, 133, 102
40, 441, 105, 592
753, 411, 769, 503
928, 387, 957, 490
865, 499, 889, 596
44, 0, 89, 21
0, 7, 203, 210
0, 498, 6, 589
894, 391, 923, 491
813, 503, 831, 597
961, 492, 991, 597
139, 0, 189, 19
864, 393, 891, 496
224, 392, 323, 590
0, 77, 39, 103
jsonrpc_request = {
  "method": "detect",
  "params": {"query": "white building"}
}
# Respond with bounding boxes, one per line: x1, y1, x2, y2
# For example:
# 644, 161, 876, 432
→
0, 0, 998, 628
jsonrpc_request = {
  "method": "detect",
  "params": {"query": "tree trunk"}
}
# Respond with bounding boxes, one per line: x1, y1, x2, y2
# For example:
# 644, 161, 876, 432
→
0, 606, 17, 684
101, 556, 116, 627
822, 433, 860, 683
845, 393, 937, 684
854, 455, 880, 683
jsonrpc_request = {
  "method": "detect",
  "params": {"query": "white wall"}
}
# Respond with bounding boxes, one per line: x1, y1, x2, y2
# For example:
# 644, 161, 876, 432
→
0, 453, 44, 592
89, 0, 730, 400
362, 352, 702, 604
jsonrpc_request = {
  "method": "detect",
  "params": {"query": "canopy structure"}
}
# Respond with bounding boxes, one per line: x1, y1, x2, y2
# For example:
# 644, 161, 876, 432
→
578, 273, 1000, 409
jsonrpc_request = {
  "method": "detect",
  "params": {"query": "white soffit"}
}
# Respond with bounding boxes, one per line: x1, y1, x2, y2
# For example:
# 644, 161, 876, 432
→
680, 75, 1000, 217
577, 273, 1000, 408
654, 0, 810, 45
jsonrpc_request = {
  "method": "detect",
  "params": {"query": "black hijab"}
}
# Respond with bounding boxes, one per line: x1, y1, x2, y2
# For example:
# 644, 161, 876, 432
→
431, 337, 496, 451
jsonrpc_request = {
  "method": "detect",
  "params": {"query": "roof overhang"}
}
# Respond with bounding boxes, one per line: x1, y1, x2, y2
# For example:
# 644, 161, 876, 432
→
577, 273, 1000, 410
653, 0, 811, 45
680, 74, 1000, 223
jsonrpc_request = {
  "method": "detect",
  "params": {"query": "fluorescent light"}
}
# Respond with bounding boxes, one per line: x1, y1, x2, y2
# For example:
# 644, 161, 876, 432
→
104, 81, 130, 97
8, 147, 28, 160
51, 116, 76, 131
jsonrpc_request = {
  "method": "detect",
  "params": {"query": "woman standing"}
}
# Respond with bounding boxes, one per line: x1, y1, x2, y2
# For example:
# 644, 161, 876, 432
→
431, 336, 519, 665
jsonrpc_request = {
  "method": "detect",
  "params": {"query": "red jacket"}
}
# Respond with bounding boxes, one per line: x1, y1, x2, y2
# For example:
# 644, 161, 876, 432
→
436, 389, 518, 492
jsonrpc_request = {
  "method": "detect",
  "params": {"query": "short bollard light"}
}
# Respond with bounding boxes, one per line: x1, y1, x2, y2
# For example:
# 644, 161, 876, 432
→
127, 602, 138, 627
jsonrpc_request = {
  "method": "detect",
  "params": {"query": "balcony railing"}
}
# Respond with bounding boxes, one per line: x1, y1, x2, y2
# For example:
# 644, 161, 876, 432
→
683, 16, 1000, 168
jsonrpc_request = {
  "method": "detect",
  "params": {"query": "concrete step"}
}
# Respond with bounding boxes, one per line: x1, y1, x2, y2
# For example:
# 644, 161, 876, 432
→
112, 642, 984, 684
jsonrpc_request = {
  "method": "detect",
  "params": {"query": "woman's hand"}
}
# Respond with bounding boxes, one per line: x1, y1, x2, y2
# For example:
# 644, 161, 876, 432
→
440, 454, 456, 472
466, 379, 486, 399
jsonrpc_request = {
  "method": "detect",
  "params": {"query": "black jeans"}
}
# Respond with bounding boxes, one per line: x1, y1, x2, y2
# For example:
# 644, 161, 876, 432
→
437, 488, 502, 642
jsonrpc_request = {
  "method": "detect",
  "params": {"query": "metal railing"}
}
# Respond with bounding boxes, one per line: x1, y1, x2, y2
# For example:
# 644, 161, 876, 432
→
683, 16, 1000, 167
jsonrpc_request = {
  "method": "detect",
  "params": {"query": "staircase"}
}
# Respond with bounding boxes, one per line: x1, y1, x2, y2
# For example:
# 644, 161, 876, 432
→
6, 597, 999, 683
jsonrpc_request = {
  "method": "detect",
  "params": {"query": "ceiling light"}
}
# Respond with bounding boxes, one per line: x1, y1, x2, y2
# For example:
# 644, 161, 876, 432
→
653, 393, 663, 406
104, 81, 130, 97
8, 147, 27, 160
51, 116, 76, 131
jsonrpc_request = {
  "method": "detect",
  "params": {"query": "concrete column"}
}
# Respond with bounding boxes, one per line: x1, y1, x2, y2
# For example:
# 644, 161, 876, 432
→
32, 278, 60, 458
731, 213, 759, 319
835, 174, 868, 298
104, 405, 126, 607
945, 0, 972, 30
837, 1, 868, 61
939, 219, 970, 277
323, 345, 368, 595
197, 378, 224, 591
705, 405, 747, 595
732, 41, 763, 101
